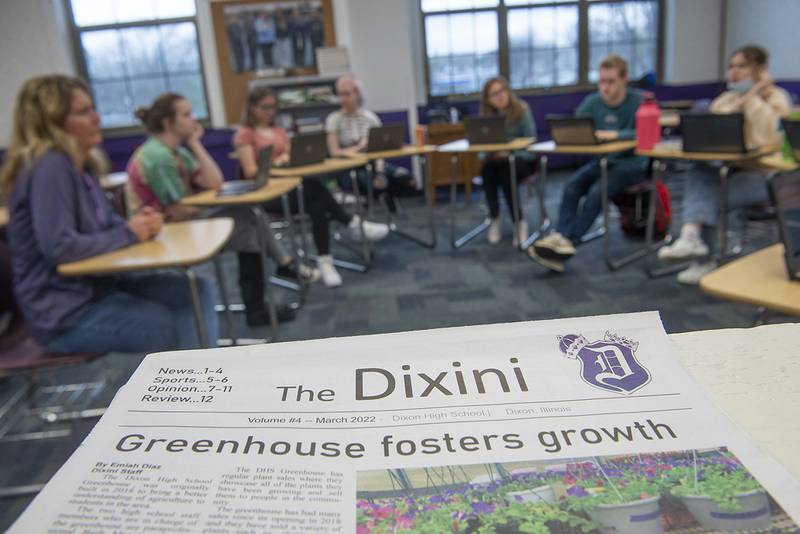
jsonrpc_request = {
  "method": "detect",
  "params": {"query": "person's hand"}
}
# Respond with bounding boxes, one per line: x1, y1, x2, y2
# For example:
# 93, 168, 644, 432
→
127, 214, 154, 241
275, 152, 290, 166
355, 138, 368, 152
139, 206, 164, 237
188, 121, 205, 145
595, 130, 619, 141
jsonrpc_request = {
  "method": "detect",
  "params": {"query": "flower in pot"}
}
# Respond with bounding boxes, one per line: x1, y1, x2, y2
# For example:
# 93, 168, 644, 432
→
670, 463, 771, 531
564, 476, 664, 534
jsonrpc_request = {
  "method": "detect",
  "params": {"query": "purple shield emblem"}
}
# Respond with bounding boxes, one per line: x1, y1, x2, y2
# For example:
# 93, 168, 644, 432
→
558, 332, 651, 395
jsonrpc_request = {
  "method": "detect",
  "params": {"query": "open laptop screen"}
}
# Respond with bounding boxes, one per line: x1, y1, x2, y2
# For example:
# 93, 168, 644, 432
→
768, 170, 800, 280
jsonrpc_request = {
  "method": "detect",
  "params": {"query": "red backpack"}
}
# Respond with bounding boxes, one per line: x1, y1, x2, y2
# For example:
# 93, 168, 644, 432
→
612, 180, 671, 239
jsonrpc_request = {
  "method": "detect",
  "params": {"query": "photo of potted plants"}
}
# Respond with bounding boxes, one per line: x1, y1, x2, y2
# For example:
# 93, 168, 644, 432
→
355, 448, 797, 533
668, 449, 772, 531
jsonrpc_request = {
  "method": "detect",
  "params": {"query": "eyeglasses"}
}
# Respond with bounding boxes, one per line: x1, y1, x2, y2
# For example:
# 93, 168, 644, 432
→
256, 104, 277, 111
488, 88, 507, 98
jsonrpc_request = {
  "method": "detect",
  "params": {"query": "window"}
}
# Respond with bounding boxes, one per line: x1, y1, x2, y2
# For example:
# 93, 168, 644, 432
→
421, 0, 661, 96
67, 0, 208, 129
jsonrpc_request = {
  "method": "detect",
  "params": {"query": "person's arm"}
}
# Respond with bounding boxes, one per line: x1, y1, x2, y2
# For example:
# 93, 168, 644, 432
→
187, 123, 223, 190
28, 156, 139, 265
518, 107, 536, 138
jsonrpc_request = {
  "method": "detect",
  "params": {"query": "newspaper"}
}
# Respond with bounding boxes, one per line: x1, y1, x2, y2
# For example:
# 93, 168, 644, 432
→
10, 312, 800, 533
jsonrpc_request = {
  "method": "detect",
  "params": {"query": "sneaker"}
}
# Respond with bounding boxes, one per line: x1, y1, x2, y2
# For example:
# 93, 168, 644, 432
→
348, 215, 389, 242
245, 303, 297, 327
487, 218, 501, 245
657, 235, 709, 261
317, 255, 343, 288
527, 247, 565, 273
512, 219, 529, 248
533, 232, 576, 260
676, 260, 717, 285
275, 260, 320, 284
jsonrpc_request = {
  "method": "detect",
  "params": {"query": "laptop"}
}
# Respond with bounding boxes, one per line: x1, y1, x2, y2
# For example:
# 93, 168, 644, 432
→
286, 132, 328, 167
680, 112, 752, 154
464, 116, 506, 144
365, 124, 406, 152
783, 119, 800, 161
768, 169, 800, 280
546, 115, 606, 145
218, 145, 272, 196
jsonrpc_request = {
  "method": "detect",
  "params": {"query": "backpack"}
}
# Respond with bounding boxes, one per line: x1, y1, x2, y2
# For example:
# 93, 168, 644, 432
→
612, 180, 671, 239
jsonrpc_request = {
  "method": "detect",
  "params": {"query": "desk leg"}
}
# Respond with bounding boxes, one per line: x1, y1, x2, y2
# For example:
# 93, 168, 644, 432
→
718, 165, 730, 264
213, 257, 236, 345
251, 206, 278, 341
643, 160, 682, 278
386, 153, 437, 249
278, 191, 305, 300
508, 153, 522, 251
366, 162, 375, 219
450, 153, 490, 249
184, 268, 210, 348
600, 156, 656, 271
521, 154, 551, 250
349, 169, 372, 267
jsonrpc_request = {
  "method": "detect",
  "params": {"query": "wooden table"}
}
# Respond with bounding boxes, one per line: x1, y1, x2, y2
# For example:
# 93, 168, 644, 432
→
529, 140, 644, 270
0, 207, 8, 229
636, 144, 778, 276
58, 219, 234, 348
699, 243, 800, 321
182, 179, 304, 342
273, 157, 373, 272
758, 153, 799, 172
439, 138, 536, 250
345, 145, 439, 249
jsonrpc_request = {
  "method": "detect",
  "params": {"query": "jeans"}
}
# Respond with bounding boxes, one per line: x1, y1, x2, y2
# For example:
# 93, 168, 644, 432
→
683, 162, 769, 227
481, 157, 535, 222
556, 157, 648, 243
47, 272, 218, 354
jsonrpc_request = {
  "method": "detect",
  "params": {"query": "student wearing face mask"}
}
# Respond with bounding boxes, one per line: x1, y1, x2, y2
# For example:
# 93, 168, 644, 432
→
657, 44, 791, 284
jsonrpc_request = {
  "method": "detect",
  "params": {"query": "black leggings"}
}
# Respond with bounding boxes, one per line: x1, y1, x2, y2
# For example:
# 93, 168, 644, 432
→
481, 157, 536, 222
262, 177, 351, 255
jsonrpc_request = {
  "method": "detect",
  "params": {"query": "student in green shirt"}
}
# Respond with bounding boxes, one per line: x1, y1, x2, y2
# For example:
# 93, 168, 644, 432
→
479, 76, 537, 247
530, 55, 648, 273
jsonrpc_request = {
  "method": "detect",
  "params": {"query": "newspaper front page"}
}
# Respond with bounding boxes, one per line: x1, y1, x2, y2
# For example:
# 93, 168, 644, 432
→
10, 312, 800, 533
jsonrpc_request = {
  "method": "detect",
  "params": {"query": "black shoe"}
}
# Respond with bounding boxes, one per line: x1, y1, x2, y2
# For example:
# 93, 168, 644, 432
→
245, 303, 297, 327
275, 260, 320, 283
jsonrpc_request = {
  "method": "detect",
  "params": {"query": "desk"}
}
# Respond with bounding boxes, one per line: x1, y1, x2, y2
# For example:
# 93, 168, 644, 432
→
346, 145, 438, 249
758, 153, 799, 172
0, 207, 8, 229
438, 138, 536, 250
673, 323, 800, 480
182, 179, 304, 342
58, 219, 234, 348
529, 140, 644, 270
273, 157, 372, 272
636, 144, 777, 276
699, 243, 800, 320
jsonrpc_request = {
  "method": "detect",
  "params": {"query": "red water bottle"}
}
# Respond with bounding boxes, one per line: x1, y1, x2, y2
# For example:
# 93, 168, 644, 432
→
635, 94, 661, 150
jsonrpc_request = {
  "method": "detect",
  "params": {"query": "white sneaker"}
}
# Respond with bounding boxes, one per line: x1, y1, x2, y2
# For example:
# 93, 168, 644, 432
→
317, 255, 342, 288
676, 260, 717, 285
512, 219, 529, 248
533, 231, 576, 260
657, 235, 709, 261
487, 218, 501, 245
348, 215, 389, 242
527, 247, 565, 273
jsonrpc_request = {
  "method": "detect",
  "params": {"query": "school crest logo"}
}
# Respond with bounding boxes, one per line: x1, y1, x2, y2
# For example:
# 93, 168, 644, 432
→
558, 332, 651, 395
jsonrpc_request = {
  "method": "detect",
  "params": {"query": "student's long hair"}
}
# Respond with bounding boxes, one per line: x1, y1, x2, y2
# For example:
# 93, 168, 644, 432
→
480, 76, 527, 125
0, 75, 100, 199
241, 86, 278, 128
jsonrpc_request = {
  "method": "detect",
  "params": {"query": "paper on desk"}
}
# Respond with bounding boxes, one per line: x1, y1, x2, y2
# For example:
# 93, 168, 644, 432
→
9, 312, 800, 533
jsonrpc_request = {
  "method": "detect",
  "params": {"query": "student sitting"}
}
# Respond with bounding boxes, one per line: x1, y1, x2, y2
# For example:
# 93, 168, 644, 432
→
657, 44, 791, 284
530, 55, 648, 273
0, 75, 218, 352
126, 93, 308, 326
326, 74, 411, 212
479, 76, 537, 246
233, 87, 388, 288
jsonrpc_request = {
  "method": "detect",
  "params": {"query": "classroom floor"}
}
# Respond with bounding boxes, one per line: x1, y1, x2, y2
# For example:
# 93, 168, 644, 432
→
0, 167, 788, 529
